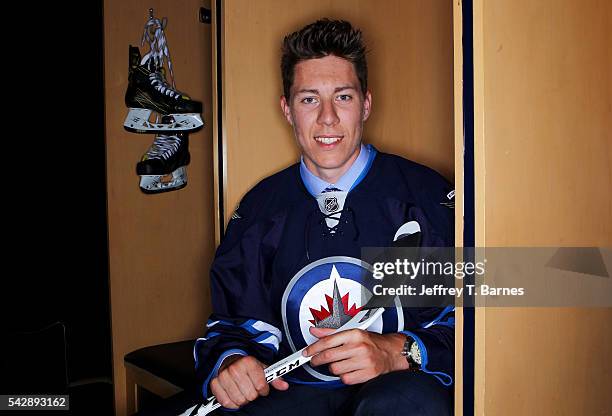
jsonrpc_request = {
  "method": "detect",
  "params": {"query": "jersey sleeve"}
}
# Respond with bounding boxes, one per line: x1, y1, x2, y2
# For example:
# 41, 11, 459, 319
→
193, 189, 286, 397
399, 161, 455, 386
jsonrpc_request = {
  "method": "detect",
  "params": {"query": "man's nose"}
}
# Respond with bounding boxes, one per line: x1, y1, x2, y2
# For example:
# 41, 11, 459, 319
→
317, 99, 340, 126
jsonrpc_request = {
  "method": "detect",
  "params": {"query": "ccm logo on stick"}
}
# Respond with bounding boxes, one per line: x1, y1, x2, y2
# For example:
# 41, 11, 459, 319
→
265, 359, 302, 382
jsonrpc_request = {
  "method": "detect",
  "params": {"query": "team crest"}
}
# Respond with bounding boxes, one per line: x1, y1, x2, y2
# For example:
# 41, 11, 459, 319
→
281, 256, 403, 381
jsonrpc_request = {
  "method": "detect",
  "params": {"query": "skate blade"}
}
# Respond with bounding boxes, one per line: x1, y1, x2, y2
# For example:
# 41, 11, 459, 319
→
139, 166, 187, 194
124, 108, 203, 133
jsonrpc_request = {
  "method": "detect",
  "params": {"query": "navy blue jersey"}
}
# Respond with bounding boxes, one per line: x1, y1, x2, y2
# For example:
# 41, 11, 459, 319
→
194, 148, 455, 396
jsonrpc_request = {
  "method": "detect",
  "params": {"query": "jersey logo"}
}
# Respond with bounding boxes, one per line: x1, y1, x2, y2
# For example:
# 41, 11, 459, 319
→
309, 272, 362, 328
281, 256, 403, 381
324, 196, 339, 213
230, 202, 242, 220
316, 191, 347, 229
440, 190, 455, 209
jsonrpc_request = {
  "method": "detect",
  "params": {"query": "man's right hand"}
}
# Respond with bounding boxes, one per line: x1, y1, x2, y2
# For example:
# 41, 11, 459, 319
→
210, 355, 289, 409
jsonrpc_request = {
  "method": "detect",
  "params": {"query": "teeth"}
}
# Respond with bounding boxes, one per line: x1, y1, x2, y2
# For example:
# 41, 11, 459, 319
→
315, 136, 342, 144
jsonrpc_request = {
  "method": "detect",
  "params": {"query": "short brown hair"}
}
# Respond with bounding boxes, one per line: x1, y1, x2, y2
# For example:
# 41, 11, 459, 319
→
281, 19, 367, 99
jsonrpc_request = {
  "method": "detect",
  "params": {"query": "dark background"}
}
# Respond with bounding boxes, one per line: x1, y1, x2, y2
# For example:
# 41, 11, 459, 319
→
2, 0, 113, 413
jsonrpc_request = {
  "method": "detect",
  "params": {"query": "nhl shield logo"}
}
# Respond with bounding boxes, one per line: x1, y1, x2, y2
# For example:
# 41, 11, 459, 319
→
324, 197, 339, 213
281, 256, 404, 382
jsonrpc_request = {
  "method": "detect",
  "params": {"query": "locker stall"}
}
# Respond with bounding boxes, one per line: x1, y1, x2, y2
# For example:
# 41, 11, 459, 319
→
103, 1, 215, 414
470, 0, 612, 414
211, 0, 459, 412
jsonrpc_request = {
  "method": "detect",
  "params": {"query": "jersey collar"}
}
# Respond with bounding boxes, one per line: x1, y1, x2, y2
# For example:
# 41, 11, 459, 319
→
300, 144, 377, 197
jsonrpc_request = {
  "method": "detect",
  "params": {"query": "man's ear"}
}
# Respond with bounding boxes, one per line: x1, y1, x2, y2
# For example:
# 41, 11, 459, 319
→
362, 90, 372, 121
280, 95, 293, 126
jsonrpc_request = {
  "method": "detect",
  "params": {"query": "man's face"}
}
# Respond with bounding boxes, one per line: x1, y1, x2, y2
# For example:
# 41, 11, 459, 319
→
281, 55, 372, 183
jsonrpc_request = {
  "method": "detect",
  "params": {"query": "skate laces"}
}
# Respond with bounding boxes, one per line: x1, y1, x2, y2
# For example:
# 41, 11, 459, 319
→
140, 9, 175, 88
145, 134, 182, 161
148, 71, 183, 99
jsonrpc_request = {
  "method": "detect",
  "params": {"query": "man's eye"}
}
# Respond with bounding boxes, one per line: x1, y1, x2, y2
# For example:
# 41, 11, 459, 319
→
301, 97, 317, 104
337, 94, 352, 101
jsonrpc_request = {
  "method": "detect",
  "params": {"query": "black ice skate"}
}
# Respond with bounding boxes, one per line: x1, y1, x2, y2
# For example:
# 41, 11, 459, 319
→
137, 116, 191, 193
137, 131, 190, 176
124, 45, 203, 133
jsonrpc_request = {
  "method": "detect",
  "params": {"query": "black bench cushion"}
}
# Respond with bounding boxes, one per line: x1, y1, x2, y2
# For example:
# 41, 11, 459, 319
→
124, 340, 199, 390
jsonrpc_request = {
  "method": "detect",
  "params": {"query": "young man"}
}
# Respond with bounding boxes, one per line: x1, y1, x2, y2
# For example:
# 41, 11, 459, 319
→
140, 19, 454, 416
195, 19, 455, 415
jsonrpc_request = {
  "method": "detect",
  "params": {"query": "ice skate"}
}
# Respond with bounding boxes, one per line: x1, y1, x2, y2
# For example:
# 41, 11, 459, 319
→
136, 130, 190, 176
124, 45, 203, 133
136, 116, 191, 193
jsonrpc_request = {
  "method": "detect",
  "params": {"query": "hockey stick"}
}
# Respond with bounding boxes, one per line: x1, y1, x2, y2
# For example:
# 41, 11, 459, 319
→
179, 307, 385, 416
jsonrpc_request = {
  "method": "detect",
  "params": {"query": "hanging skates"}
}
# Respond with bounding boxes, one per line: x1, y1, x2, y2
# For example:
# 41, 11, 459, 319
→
123, 9, 203, 194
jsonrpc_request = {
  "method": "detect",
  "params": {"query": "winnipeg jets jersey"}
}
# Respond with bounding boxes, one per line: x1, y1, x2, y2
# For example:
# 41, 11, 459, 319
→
194, 146, 455, 396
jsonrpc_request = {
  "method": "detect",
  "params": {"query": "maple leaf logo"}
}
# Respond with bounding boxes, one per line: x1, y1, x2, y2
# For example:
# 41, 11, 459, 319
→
309, 278, 362, 329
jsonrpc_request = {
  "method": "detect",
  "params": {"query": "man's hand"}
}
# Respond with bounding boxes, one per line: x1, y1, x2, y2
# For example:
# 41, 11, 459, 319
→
210, 355, 289, 409
304, 327, 410, 385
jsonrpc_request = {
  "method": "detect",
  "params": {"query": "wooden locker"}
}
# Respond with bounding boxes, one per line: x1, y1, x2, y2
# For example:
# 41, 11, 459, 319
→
212, 0, 459, 411
470, 0, 612, 414
103, 1, 215, 414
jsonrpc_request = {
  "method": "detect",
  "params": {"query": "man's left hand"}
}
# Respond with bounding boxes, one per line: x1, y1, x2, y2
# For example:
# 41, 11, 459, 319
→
304, 327, 410, 385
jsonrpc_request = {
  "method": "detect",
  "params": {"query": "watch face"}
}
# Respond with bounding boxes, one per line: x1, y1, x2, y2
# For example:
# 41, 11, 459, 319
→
410, 341, 422, 365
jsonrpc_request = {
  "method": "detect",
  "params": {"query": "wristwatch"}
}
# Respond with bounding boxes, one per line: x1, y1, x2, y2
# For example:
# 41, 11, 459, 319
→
401, 335, 422, 370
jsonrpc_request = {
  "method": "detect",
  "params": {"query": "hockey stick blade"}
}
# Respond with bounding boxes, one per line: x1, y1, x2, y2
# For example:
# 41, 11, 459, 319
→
182, 307, 385, 416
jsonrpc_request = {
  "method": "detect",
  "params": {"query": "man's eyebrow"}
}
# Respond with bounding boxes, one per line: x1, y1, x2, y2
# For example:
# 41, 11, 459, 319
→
296, 88, 319, 94
333, 86, 357, 93
295, 86, 358, 95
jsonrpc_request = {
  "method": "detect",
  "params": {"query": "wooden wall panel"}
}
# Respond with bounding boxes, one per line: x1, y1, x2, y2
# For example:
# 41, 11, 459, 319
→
481, 0, 611, 247
103, 1, 215, 414
217, 0, 455, 229
473, 0, 612, 414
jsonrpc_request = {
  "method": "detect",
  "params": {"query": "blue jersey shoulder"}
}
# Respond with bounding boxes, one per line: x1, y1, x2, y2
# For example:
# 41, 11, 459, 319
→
229, 163, 307, 222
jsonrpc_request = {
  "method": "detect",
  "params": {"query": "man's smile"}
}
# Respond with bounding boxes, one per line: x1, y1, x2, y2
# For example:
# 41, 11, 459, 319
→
314, 135, 344, 145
